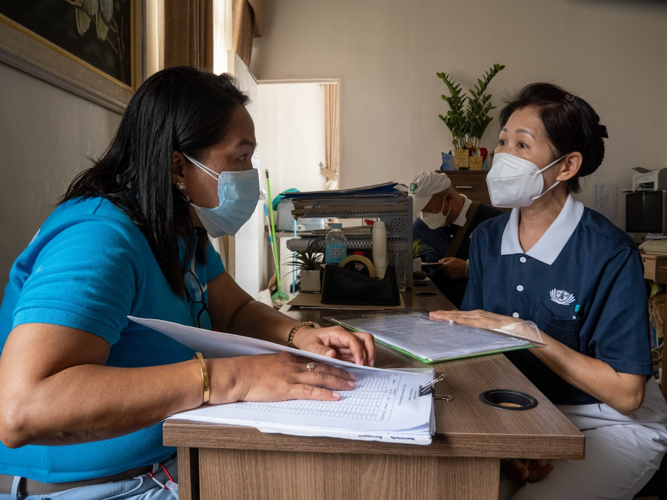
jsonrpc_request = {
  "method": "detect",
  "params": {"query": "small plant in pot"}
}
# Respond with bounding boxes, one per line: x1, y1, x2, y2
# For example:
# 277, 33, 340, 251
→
285, 242, 323, 293
412, 239, 433, 272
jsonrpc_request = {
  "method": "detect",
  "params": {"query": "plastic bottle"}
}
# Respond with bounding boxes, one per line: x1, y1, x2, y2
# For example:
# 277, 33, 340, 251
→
325, 223, 348, 264
372, 221, 387, 279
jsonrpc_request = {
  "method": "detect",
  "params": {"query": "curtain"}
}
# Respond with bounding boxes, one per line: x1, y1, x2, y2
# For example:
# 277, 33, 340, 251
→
322, 84, 340, 190
232, 0, 265, 68
164, 0, 214, 69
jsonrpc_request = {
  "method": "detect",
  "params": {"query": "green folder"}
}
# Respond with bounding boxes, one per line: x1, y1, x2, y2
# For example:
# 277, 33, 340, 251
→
325, 309, 543, 364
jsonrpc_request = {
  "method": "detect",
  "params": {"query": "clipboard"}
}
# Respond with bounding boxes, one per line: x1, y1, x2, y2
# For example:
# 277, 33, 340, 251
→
325, 309, 545, 364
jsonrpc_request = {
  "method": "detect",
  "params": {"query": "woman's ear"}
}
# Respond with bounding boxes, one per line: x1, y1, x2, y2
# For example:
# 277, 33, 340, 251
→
172, 151, 188, 188
556, 152, 582, 182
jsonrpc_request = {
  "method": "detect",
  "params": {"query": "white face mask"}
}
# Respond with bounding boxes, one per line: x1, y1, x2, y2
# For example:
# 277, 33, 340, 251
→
421, 200, 451, 230
486, 153, 566, 208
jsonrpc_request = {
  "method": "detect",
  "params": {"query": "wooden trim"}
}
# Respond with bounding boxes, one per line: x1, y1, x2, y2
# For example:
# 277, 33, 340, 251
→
165, 421, 583, 459
177, 447, 200, 500
0, 44, 127, 113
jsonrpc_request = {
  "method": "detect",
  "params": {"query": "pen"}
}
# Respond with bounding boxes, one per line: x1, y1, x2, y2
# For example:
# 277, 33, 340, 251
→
572, 304, 581, 320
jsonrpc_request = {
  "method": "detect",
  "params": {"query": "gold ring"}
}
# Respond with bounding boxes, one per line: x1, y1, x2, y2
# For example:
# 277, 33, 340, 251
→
306, 362, 316, 372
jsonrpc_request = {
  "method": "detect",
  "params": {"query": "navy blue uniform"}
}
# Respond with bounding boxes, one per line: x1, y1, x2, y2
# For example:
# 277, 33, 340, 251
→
414, 202, 501, 307
462, 195, 652, 405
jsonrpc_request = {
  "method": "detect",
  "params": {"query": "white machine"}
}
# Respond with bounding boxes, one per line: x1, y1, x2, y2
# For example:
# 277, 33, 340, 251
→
633, 168, 667, 191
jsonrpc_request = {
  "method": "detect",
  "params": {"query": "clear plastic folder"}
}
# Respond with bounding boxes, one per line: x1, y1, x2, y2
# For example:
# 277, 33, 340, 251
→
325, 309, 545, 363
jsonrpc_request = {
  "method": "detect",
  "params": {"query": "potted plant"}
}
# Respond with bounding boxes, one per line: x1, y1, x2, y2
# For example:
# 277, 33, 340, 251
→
285, 242, 323, 293
437, 64, 505, 168
412, 239, 433, 272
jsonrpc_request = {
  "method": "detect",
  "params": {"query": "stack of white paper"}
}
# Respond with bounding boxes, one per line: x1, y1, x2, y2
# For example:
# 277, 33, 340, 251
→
129, 317, 435, 445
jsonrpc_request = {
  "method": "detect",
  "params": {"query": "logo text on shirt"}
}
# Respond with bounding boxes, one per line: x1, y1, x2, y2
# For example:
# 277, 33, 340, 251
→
550, 289, 575, 306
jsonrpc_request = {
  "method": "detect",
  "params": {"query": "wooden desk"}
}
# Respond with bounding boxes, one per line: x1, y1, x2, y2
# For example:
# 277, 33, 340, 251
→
165, 282, 584, 500
641, 252, 667, 402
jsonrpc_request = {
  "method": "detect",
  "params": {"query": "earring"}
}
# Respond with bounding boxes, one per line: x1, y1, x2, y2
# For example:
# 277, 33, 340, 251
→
176, 182, 185, 191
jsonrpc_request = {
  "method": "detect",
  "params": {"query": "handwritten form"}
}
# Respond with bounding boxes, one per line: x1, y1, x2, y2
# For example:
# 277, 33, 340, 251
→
128, 316, 434, 444
328, 312, 532, 362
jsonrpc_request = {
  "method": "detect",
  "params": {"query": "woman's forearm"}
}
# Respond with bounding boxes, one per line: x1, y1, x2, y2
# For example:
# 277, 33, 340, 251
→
530, 333, 645, 413
0, 323, 246, 448
1, 359, 208, 448
228, 299, 296, 345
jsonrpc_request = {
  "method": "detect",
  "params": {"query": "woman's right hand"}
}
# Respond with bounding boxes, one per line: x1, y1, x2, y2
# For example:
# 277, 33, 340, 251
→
208, 352, 357, 405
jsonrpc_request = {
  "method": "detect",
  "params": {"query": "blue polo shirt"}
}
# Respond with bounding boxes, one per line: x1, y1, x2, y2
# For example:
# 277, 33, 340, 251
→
0, 197, 225, 482
462, 195, 652, 405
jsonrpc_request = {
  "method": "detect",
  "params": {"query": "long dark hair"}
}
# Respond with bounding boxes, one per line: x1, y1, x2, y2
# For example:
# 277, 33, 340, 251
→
499, 83, 607, 193
62, 66, 249, 297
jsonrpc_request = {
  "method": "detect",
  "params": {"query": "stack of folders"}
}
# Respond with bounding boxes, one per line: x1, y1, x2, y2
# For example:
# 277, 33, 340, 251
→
129, 316, 435, 445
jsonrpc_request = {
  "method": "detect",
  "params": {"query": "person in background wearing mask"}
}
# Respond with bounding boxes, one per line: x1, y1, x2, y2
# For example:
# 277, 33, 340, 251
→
409, 170, 501, 308
0, 67, 374, 499
431, 83, 667, 499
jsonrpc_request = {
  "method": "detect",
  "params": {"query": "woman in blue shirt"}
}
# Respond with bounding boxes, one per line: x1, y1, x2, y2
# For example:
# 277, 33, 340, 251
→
0, 67, 374, 498
432, 83, 667, 499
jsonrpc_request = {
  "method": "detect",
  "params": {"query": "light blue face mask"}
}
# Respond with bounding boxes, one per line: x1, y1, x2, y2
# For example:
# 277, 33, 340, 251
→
182, 153, 260, 237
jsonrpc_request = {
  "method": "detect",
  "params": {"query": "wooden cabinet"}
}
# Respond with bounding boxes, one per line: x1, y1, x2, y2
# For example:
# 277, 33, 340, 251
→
445, 170, 492, 206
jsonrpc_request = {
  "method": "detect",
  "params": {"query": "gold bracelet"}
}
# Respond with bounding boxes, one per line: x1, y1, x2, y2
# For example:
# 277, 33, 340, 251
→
287, 321, 321, 348
194, 352, 210, 404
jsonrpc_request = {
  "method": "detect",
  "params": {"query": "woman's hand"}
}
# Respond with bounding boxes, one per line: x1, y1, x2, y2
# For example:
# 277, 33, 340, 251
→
437, 257, 467, 279
430, 309, 520, 331
292, 325, 376, 366
502, 459, 554, 483
213, 352, 357, 404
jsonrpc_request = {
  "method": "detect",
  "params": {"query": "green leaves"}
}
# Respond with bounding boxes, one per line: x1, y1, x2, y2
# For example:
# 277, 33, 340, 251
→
284, 241, 323, 272
437, 64, 505, 149
413, 238, 433, 259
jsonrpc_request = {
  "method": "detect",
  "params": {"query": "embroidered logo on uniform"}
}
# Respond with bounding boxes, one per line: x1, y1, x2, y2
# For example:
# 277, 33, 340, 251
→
550, 289, 575, 305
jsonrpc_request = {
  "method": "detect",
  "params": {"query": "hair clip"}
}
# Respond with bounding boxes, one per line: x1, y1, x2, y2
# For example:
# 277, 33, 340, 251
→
599, 125, 608, 138
564, 94, 574, 102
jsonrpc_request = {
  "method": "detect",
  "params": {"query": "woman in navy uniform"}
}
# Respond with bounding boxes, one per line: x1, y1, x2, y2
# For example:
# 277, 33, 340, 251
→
432, 83, 667, 499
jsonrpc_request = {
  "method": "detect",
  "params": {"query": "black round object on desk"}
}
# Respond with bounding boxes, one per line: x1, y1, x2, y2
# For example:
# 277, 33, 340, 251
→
479, 390, 538, 411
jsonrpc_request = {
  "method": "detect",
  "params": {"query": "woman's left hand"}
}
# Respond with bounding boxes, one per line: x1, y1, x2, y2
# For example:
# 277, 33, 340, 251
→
429, 309, 520, 331
292, 326, 375, 367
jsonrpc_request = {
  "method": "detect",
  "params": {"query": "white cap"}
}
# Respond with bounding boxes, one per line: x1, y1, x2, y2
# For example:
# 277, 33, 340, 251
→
408, 171, 452, 213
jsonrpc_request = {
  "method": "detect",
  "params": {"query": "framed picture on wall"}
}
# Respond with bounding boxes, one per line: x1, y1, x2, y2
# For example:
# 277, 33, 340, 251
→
0, 0, 144, 113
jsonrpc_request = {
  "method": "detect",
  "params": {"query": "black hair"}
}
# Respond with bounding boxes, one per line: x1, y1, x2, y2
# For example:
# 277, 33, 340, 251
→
62, 66, 250, 297
499, 83, 607, 193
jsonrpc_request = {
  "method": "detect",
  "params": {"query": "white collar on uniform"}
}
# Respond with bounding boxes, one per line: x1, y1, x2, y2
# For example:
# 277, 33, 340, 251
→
500, 194, 584, 265
451, 195, 471, 227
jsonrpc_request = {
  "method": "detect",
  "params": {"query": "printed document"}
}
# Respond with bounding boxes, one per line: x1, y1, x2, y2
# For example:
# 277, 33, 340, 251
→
128, 316, 435, 444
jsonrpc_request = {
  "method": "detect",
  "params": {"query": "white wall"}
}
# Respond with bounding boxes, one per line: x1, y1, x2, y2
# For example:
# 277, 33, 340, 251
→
251, 0, 667, 227
0, 62, 122, 286
257, 82, 327, 196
